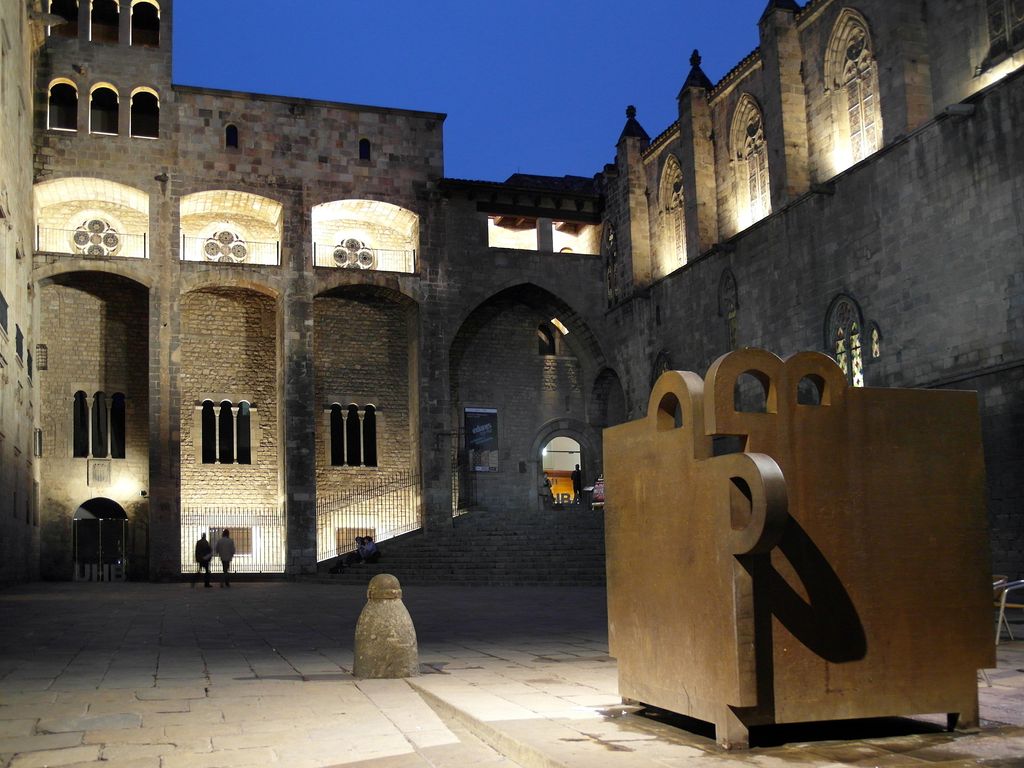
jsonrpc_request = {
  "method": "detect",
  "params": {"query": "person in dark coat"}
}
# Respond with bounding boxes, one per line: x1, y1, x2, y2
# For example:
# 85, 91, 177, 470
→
572, 464, 582, 505
194, 533, 213, 588
214, 529, 235, 587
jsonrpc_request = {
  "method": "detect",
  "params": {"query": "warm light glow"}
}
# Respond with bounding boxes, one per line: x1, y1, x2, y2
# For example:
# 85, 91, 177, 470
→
550, 317, 569, 335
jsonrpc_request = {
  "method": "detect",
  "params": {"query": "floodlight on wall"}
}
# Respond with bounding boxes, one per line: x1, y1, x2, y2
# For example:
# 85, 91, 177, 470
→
944, 103, 976, 119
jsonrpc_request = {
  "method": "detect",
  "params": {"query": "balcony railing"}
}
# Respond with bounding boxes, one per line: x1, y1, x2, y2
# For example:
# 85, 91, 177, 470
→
36, 226, 148, 259
180, 504, 286, 574
181, 235, 280, 266
313, 243, 415, 274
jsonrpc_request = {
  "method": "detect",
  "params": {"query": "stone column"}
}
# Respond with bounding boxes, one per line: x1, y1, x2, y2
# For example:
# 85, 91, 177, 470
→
677, 52, 719, 260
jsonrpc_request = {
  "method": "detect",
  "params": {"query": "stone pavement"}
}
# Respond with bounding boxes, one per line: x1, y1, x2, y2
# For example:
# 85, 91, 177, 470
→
0, 581, 1021, 768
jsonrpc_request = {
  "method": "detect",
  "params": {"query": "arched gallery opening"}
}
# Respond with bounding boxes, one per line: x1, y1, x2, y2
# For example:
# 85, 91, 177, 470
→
541, 436, 582, 506
72, 498, 128, 581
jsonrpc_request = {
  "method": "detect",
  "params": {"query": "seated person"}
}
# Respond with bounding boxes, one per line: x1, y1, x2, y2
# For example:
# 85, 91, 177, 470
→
360, 536, 380, 563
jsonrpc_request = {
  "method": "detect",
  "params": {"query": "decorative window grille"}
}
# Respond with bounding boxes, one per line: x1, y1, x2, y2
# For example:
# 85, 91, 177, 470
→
659, 157, 686, 263
603, 224, 620, 308
987, 0, 1024, 60
327, 403, 379, 467
745, 117, 770, 221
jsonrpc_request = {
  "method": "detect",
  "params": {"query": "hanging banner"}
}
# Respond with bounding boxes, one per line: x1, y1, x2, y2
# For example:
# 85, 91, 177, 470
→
464, 407, 498, 472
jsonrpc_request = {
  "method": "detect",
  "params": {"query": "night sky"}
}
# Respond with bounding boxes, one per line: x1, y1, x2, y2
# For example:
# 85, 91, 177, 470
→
172, 0, 770, 182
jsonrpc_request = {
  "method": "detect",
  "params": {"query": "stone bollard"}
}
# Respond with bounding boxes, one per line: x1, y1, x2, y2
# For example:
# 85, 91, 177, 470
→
353, 574, 419, 678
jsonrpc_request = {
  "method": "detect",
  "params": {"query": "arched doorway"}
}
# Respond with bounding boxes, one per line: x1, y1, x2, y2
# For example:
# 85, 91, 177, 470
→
72, 498, 128, 581
542, 436, 581, 507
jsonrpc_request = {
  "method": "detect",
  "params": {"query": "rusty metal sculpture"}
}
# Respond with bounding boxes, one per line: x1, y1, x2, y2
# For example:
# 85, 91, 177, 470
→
605, 349, 993, 748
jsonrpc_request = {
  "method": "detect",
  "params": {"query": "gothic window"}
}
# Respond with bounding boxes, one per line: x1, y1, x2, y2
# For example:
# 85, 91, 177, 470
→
326, 402, 379, 468
659, 156, 686, 265
50, 0, 79, 38
869, 322, 882, 359
48, 81, 78, 131
359, 138, 371, 161
718, 269, 739, 350
732, 97, 770, 226
987, 0, 1024, 60
73, 390, 126, 458
827, 13, 882, 165
89, 85, 119, 135
827, 296, 866, 387
130, 89, 158, 138
90, 0, 119, 44
198, 398, 254, 465
225, 124, 239, 148
131, 0, 160, 47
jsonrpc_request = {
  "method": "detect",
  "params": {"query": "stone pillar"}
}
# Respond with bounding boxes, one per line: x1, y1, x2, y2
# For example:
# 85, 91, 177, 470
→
677, 52, 719, 260
536, 217, 553, 252
758, 2, 811, 207
614, 106, 652, 289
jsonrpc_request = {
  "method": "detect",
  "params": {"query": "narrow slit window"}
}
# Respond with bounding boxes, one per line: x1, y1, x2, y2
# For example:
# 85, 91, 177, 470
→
345, 404, 362, 466
218, 400, 234, 464
200, 400, 216, 463
363, 406, 377, 467
73, 391, 89, 457
225, 123, 239, 148
329, 404, 344, 466
358, 138, 371, 161
110, 393, 126, 458
236, 402, 252, 464
91, 391, 108, 458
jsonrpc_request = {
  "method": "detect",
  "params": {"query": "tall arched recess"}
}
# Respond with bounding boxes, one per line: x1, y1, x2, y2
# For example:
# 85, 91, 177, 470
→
311, 199, 419, 274
447, 283, 608, 518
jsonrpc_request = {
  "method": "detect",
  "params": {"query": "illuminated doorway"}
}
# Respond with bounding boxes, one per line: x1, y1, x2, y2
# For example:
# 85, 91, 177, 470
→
542, 436, 581, 506
72, 498, 128, 581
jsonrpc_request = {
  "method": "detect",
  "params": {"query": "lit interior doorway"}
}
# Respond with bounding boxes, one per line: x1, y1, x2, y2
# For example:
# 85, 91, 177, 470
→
72, 498, 128, 581
542, 436, 581, 506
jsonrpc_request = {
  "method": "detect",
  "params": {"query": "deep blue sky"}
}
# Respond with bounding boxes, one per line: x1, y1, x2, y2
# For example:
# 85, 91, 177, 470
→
173, 1, 769, 182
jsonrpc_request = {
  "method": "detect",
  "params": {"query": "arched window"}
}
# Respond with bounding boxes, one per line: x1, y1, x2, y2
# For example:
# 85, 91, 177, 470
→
130, 0, 160, 47
218, 400, 234, 464
358, 138, 371, 161
827, 11, 883, 165
73, 391, 89, 457
345, 404, 362, 466
329, 404, 344, 466
537, 323, 556, 355
91, 391, 108, 458
90, 0, 119, 43
225, 124, 239, 148
603, 223, 619, 308
90, 85, 119, 135
363, 406, 378, 467
658, 155, 686, 266
827, 296, 865, 387
50, 0, 79, 38
48, 81, 78, 131
130, 89, 158, 138
731, 96, 770, 226
110, 393, 126, 459
200, 400, 216, 464
236, 402, 252, 464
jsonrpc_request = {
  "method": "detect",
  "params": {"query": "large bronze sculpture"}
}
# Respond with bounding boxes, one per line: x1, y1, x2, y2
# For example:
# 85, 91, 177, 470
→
604, 349, 993, 748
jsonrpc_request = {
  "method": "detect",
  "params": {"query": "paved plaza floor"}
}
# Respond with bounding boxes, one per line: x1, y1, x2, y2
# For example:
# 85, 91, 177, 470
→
0, 581, 1022, 768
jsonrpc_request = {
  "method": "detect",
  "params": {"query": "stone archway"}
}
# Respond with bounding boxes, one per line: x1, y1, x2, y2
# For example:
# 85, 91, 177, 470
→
72, 498, 128, 581
530, 418, 601, 512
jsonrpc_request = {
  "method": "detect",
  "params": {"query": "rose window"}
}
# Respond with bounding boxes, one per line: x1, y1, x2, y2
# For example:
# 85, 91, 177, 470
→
71, 219, 121, 257
203, 230, 248, 262
331, 237, 376, 269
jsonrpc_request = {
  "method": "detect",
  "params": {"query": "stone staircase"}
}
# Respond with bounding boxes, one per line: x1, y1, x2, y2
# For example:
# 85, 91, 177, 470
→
316, 508, 606, 586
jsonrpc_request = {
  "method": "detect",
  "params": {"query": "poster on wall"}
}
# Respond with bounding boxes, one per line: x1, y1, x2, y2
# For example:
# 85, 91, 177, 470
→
465, 407, 498, 472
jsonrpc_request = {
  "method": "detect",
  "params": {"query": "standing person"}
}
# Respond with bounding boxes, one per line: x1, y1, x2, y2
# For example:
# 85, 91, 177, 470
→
194, 532, 212, 588
571, 464, 582, 505
214, 528, 235, 588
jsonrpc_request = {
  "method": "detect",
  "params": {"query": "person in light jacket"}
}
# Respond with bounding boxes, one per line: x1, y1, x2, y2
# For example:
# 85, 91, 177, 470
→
214, 529, 235, 588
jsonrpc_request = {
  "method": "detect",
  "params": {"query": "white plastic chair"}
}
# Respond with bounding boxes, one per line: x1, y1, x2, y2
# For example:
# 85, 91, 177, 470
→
995, 577, 1024, 644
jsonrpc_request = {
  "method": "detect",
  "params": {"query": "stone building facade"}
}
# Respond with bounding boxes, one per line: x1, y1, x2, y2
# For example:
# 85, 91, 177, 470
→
0, 0, 1020, 583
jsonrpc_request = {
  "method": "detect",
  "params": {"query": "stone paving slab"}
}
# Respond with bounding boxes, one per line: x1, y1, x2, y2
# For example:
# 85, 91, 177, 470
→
0, 582, 1022, 768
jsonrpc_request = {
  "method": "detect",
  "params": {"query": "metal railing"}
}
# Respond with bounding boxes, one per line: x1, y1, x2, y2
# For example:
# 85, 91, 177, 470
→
36, 226, 148, 259
181, 235, 280, 266
312, 243, 416, 274
180, 504, 286, 574
315, 469, 421, 562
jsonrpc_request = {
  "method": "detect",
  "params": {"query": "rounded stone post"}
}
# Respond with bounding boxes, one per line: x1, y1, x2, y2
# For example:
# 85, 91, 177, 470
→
353, 574, 419, 678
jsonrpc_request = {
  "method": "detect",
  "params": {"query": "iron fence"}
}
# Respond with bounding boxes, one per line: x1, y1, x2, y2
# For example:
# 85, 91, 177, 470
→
181, 235, 280, 266
180, 504, 286, 574
36, 226, 148, 259
315, 469, 421, 562
312, 243, 415, 273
